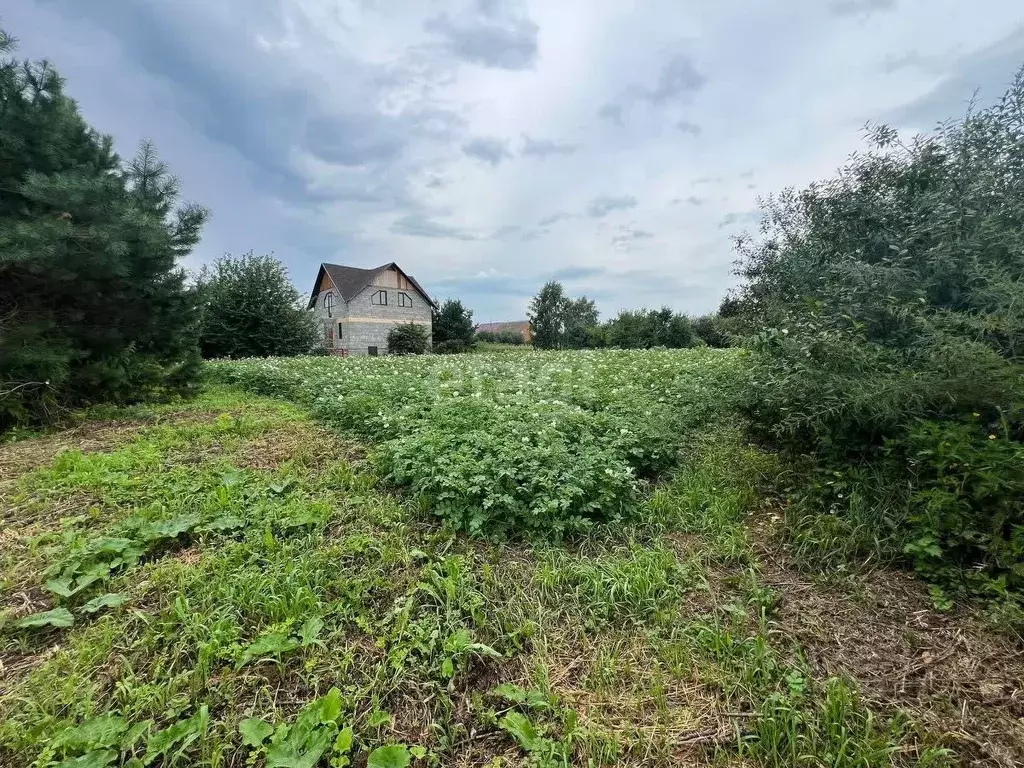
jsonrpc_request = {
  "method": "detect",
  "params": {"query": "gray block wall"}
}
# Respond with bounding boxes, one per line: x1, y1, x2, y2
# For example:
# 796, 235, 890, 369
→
312, 274, 432, 355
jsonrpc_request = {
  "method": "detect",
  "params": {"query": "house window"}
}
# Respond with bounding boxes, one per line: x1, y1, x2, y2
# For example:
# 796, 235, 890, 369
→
370, 290, 388, 306
324, 292, 334, 317
398, 292, 413, 308
337, 322, 343, 339
368, 346, 378, 356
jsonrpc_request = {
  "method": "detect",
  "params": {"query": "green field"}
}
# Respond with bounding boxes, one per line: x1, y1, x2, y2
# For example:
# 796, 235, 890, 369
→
1, 350, 1020, 767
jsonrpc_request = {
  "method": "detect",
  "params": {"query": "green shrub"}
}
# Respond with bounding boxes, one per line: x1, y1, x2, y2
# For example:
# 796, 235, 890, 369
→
692, 314, 732, 348
196, 252, 318, 359
895, 416, 1024, 591
386, 323, 429, 355
734, 66, 1024, 592
476, 330, 524, 345
604, 308, 694, 349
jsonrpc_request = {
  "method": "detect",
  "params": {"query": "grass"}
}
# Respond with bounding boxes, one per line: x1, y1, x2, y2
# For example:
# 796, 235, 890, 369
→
1, 354, 1021, 767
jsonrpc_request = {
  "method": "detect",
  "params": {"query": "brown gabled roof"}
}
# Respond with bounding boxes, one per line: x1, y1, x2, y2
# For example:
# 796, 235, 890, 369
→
307, 262, 438, 310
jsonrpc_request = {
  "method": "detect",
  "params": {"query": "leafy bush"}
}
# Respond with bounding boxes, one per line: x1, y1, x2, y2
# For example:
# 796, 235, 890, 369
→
196, 252, 319, 359
895, 416, 1024, 591
734, 66, 1024, 591
386, 323, 429, 355
476, 330, 524, 345
604, 308, 694, 349
692, 314, 733, 348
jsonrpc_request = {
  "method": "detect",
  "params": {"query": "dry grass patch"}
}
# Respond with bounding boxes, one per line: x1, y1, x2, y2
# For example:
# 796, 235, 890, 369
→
233, 421, 364, 473
753, 529, 1024, 768
0, 421, 143, 482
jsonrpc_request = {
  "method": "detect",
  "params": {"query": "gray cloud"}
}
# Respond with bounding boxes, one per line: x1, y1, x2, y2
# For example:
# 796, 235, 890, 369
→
431, 272, 537, 300
21, 0, 1021, 325
597, 103, 624, 126
424, 10, 538, 70
642, 55, 707, 104
602, 55, 707, 127
538, 211, 573, 227
586, 194, 637, 218
520, 228, 550, 242
611, 269, 711, 301
551, 265, 605, 281
828, 0, 897, 17
391, 213, 477, 240
521, 135, 579, 158
491, 224, 522, 240
612, 226, 655, 250
881, 50, 948, 75
462, 136, 513, 165
886, 26, 1024, 128
719, 211, 762, 229
303, 113, 408, 166
36, 0, 457, 215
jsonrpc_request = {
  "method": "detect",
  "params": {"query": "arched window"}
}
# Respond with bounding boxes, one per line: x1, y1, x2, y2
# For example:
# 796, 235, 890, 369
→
324, 292, 335, 317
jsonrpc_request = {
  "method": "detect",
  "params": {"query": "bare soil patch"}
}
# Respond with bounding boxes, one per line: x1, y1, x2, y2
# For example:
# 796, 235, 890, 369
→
752, 524, 1024, 768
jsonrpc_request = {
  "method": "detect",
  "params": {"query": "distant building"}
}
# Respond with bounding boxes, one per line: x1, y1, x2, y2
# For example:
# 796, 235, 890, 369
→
307, 262, 437, 356
475, 320, 533, 343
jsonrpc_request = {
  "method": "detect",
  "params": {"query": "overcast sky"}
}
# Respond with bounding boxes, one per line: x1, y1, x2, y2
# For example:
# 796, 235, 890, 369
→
6, 1, 1024, 321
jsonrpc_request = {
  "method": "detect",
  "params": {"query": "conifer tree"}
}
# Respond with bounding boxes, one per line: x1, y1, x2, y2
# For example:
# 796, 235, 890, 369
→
432, 299, 475, 353
0, 29, 208, 428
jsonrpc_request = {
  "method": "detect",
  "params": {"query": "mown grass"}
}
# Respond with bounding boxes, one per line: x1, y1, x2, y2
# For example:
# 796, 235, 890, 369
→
0, 377, 1005, 767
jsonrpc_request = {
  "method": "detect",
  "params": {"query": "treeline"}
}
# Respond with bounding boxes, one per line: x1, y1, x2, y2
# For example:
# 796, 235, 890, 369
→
728, 68, 1024, 608
526, 280, 735, 350
475, 330, 525, 345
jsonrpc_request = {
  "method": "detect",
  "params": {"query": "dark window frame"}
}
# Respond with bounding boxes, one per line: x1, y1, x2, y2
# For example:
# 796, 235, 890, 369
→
398, 291, 413, 308
370, 290, 388, 306
324, 291, 335, 317
337, 321, 343, 339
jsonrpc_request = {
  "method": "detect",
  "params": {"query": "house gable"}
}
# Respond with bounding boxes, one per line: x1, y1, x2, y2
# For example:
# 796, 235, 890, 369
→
317, 269, 335, 293
307, 262, 437, 310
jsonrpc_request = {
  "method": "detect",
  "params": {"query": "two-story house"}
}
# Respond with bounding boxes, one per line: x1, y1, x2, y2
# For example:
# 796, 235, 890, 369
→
307, 262, 436, 355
